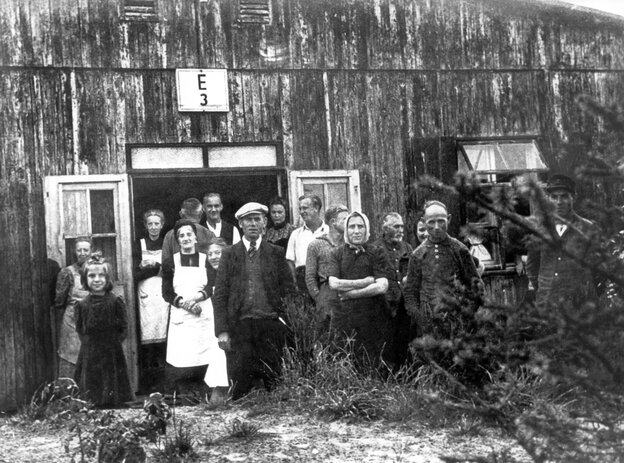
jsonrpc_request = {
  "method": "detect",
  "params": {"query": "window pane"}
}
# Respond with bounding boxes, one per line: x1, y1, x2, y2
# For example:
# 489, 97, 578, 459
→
327, 182, 349, 209
460, 141, 547, 173
90, 190, 116, 234
93, 237, 118, 281
131, 147, 204, 169
63, 190, 90, 236
303, 183, 324, 201
208, 146, 277, 168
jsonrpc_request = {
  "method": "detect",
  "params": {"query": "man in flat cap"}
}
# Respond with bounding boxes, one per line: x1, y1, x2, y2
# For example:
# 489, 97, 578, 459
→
212, 202, 295, 399
526, 174, 597, 308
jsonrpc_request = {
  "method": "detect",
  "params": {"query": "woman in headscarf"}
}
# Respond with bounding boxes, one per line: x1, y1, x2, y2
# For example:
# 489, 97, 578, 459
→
54, 236, 93, 377
327, 211, 392, 369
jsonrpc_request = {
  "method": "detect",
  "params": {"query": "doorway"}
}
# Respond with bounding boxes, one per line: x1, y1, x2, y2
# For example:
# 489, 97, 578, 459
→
129, 169, 284, 392
131, 171, 285, 237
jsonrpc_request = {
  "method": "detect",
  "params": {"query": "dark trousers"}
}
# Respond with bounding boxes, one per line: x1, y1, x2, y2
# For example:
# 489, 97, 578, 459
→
226, 318, 289, 399
389, 298, 415, 369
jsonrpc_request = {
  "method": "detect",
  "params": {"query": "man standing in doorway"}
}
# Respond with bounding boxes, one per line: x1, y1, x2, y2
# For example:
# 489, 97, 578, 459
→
213, 202, 295, 399
286, 194, 329, 293
305, 204, 350, 327
372, 212, 414, 369
526, 174, 597, 308
404, 201, 483, 337
201, 192, 241, 245
161, 198, 216, 263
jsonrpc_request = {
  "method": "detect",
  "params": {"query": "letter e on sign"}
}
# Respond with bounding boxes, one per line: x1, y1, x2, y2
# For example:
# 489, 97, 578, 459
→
176, 69, 229, 112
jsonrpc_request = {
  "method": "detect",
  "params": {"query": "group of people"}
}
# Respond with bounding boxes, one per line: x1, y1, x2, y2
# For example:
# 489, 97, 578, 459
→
51, 173, 596, 406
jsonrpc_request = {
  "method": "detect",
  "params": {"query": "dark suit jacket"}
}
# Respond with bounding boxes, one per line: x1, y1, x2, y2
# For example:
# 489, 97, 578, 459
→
213, 239, 295, 336
199, 218, 239, 245
526, 212, 597, 305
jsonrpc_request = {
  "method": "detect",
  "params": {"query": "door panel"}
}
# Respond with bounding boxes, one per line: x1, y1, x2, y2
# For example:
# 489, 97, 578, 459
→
45, 174, 137, 390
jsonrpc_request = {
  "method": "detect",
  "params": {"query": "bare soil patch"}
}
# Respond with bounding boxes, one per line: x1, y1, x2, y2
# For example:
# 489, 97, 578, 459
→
0, 401, 530, 463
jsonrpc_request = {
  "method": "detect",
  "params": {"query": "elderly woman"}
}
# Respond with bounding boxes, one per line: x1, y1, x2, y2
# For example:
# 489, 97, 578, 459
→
161, 219, 217, 394
54, 236, 93, 377
265, 196, 296, 249
327, 212, 391, 368
203, 238, 229, 403
133, 208, 169, 391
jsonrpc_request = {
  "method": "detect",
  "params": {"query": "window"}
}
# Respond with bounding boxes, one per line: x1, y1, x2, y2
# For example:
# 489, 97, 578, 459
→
288, 170, 361, 225
238, 0, 272, 25
123, 0, 157, 21
127, 144, 281, 170
458, 139, 548, 271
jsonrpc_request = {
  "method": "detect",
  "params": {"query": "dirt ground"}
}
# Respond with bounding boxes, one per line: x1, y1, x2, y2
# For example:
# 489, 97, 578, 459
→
0, 401, 530, 463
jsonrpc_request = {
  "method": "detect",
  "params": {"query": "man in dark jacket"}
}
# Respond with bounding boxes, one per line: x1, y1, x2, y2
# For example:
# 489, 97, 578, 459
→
201, 192, 241, 245
372, 212, 413, 368
526, 174, 597, 308
213, 202, 295, 399
404, 201, 484, 336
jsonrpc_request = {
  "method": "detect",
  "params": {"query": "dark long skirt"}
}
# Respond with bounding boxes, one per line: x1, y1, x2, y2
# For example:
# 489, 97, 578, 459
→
331, 295, 392, 369
75, 333, 134, 406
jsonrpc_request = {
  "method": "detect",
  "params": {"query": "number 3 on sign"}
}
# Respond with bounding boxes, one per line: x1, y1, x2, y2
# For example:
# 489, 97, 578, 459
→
175, 69, 229, 112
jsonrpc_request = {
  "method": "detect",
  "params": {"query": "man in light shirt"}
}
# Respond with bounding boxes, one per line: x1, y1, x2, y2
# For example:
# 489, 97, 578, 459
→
286, 194, 329, 293
201, 192, 241, 245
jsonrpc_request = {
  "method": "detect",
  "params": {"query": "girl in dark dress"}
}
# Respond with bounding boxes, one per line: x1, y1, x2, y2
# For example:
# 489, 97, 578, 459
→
327, 211, 392, 369
74, 256, 134, 406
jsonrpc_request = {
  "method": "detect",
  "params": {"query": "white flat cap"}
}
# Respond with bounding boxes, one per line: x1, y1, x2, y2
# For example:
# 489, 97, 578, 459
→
235, 202, 269, 220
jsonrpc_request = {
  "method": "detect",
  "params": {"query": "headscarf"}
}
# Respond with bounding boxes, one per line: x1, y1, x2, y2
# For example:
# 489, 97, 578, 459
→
344, 211, 370, 253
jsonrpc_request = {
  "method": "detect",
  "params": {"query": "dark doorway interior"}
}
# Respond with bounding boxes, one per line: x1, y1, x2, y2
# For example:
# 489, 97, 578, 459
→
131, 171, 283, 238
130, 170, 284, 393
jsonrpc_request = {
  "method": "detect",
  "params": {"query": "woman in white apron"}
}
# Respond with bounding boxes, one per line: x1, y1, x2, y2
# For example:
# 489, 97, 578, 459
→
53, 237, 92, 378
161, 219, 220, 395
134, 209, 169, 391
203, 239, 230, 403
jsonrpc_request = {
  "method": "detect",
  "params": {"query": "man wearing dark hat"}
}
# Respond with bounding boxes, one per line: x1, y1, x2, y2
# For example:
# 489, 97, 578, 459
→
526, 174, 597, 308
212, 202, 295, 399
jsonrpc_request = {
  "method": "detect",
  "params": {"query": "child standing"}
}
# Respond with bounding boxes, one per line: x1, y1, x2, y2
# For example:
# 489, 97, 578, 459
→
74, 256, 134, 406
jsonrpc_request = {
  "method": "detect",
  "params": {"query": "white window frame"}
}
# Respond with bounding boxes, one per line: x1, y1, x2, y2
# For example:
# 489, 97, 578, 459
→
288, 170, 361, 226
44, 174, 137, 390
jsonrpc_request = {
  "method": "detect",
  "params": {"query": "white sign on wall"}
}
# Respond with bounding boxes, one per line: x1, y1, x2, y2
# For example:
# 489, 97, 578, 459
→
175, 69, 229, 112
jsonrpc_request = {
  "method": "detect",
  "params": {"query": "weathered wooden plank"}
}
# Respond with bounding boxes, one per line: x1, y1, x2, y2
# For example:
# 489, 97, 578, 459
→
290, 71, 328, 169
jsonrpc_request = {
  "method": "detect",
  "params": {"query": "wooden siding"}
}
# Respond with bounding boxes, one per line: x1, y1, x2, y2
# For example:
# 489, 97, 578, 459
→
1, 0, 624, 408
2, 0, 624, 70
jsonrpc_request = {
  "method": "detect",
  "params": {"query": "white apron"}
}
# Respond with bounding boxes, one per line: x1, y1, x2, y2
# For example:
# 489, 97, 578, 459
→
137, 239, 169, 344
59, 265, 89, 363
204, 285, 229, 388
166, 252, 216, 368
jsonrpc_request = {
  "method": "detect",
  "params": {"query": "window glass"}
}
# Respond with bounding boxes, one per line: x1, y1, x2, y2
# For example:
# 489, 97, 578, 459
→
62, 190, 90, 236
90, 190, 116, 234
131, 147, 203, 169
327, 182, 349, 209
457, 140, 547, 271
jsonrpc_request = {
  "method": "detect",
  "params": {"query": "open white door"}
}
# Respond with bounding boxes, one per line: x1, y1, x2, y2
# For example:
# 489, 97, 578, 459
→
44, 174, 137, 391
